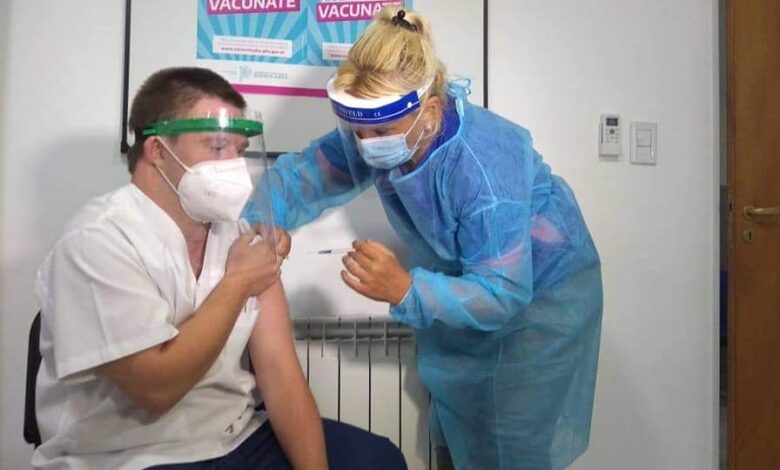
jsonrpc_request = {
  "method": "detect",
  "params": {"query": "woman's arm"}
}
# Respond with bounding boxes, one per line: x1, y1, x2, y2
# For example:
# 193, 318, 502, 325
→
242, 129, 372, 230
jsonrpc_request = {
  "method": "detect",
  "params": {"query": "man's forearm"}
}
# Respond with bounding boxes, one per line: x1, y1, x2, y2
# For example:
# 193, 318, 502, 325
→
99, 275, 250, 416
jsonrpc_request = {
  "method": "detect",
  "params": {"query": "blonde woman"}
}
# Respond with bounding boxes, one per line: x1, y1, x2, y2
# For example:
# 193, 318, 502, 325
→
245, 7, 602, 470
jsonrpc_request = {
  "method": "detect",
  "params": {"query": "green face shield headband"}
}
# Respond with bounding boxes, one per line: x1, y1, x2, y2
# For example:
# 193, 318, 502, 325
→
142, 117, 263, 138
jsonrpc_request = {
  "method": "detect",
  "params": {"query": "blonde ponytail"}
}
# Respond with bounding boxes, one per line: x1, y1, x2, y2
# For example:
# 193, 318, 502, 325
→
334, 6, 447, 107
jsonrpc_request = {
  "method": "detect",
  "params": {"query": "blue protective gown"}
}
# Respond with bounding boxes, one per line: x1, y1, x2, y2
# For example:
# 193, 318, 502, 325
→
243, 82, 602, 470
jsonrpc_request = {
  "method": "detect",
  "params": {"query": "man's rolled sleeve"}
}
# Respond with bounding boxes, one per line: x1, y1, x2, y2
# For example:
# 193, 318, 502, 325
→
41, 225, 178, 381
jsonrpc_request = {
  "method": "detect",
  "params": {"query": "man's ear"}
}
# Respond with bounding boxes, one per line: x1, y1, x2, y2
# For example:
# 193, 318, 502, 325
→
142, 137, 165, 169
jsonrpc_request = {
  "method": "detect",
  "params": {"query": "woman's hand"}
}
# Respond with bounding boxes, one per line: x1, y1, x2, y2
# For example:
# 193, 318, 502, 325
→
340, 239, 412, 305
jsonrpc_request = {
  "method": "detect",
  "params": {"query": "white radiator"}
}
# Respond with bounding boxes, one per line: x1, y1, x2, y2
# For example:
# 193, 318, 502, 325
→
293, 318, 435, 470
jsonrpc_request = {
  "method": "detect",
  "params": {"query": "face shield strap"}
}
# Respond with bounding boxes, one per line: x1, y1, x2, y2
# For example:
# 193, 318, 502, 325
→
156, 137, 190, 173
327, 76, 435, 126
155, 139, 184, 198
152, 137, 189, 199
142, 117, 263, 138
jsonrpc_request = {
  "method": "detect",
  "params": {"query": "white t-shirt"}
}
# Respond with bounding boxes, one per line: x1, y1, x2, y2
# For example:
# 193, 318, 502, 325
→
32, 184, 266, 470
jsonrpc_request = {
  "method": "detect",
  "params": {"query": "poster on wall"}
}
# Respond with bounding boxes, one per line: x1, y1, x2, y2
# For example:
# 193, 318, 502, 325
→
196, 0, 412, 97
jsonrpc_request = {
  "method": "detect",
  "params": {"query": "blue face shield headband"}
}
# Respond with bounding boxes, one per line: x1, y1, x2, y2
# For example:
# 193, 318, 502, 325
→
326, 75, 434, 126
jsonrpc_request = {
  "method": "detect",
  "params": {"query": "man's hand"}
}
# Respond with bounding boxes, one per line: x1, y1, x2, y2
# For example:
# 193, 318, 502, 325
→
225, 233, 281, 298
249, 224, 292, 259
273, 227, 291, 259
340, 239, 412, 305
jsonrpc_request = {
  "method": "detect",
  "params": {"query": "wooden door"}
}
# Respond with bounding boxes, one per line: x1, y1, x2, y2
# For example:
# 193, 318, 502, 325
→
727, 0, 780, 468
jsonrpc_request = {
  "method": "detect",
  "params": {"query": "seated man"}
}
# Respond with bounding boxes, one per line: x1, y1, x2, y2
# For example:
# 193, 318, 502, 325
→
33, 66, 407, 470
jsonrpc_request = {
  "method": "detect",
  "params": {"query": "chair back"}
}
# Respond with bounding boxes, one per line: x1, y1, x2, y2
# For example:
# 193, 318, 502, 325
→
24, 311, 42, 447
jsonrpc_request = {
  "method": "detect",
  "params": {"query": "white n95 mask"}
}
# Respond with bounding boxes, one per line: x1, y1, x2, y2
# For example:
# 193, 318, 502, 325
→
157, 138, 253, 223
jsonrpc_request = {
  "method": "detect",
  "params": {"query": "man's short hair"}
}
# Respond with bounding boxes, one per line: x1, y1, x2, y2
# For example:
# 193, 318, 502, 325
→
126, 67, 246, 174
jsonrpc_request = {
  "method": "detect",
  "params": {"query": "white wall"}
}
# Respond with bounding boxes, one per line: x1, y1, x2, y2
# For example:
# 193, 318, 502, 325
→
0, 0, 8, 457
489, 0, 719, 468
0, 2, 129, 468
0, 1, 719, 468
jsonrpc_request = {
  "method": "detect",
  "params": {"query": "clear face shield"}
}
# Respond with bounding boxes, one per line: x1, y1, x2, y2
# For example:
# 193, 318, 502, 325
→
326, 76, 434, 170
142, 108, 276, 246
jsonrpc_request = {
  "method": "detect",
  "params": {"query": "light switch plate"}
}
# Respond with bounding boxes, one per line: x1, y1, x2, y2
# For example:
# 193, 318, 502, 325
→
630, 121, 657, 165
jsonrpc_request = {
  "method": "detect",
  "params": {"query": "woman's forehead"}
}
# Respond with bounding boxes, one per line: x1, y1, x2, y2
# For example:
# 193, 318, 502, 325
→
354, 112, 416, 132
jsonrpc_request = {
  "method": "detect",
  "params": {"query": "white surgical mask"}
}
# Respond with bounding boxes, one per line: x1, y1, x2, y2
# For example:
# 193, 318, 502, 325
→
356, 111, 431, 170
156, 138, 253, 223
